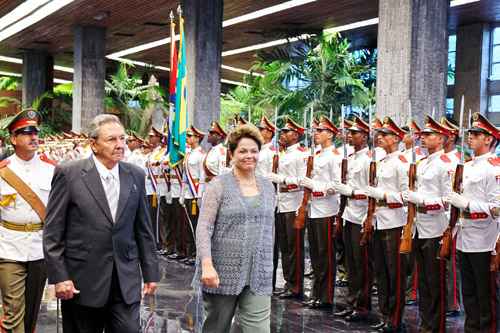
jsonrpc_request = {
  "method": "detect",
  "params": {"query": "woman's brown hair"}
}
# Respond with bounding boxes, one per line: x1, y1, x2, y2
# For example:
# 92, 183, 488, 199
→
227, 124, 264, 153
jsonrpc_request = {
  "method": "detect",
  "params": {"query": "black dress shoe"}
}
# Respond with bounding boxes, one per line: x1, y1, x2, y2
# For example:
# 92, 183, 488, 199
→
167, 253, 186, 260
405, 298, 417, 306
345, 311, 368, 322
272, 288, 285, 296
310, 301, 333, 310
185, 258, 196, 266
370, 321, 385, 330
304, 272, 314, 279
381, 323, 405, 332
301, 298, 317, 307
334, 308, 353, 317
279, 290, 302, 300
446, 309, 460, 317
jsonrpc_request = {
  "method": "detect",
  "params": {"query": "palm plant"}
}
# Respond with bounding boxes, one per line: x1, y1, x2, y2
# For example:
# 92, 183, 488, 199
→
0, 76, 20, 109
245, 32, 372, 125
105, 62, 157, 129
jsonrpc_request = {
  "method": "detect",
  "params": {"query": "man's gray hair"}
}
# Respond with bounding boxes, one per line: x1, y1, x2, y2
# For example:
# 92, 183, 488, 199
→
88, 114, 123, 139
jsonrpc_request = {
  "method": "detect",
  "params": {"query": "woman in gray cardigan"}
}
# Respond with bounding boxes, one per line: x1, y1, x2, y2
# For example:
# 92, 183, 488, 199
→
195, 124, 276, 333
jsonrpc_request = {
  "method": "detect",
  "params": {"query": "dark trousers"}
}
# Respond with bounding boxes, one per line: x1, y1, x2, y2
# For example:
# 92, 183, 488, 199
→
344, 221, 373, 312
373, 227, 406, 328
184, 198, 199, 258
459, 251, 498, 333
272, 211, 279, 290
276, 212, 304, 295
414, 237, 447, 332
307, 217, 336, 304
157, 197, 174, 252
147, 195, 161, 249
61, 267, 140, 333
447, 237, 462, 312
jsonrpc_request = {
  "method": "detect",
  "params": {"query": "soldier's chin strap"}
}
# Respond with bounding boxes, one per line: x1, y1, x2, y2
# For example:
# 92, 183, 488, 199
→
0, 161, 46, 222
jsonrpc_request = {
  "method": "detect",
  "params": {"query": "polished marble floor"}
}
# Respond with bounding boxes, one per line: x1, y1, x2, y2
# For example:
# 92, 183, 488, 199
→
35, 256, 467, 332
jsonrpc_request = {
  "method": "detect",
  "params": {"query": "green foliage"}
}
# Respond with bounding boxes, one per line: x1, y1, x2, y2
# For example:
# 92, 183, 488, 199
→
105, 61, 159, 133
0, 76, 21, 109
221, 32, 376, 128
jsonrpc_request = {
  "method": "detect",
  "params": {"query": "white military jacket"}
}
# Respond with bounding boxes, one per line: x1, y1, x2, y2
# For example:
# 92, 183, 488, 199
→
309, 146, 341, 219
0, 154, 55, 261
342, 147, 386, 225
374, 150, 409, 230
277, 143, 308, 213
256, 142, 276, 178
204, 143, 228, 180
144, 146, 168, 196
183, 146, 206, 200
414, 150, 453, 238
456, 152, 500, 253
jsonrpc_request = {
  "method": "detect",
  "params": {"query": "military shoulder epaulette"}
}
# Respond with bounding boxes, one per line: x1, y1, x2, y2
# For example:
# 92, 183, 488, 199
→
218, 146, 226, 155
415, 147, 423, 155
488, 157, 500, 166
0, 159, 10, 169
440, 154, 451, 163
367, 150, 373, 158
398, 154, 408, 163
455, 151, 461, 160
270, 146, 277, 152
332, 148, 340, 155
298, 146, 307, 152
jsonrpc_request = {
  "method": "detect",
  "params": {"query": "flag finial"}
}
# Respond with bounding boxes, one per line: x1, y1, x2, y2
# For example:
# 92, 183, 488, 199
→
169, 9, 174, 20
177, 5, 182, 16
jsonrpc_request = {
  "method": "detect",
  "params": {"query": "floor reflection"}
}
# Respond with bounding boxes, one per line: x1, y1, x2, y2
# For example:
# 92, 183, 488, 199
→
36, 256, 466, 332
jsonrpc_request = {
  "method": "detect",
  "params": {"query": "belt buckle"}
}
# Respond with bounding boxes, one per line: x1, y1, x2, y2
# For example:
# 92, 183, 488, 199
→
24, 223, 33, 232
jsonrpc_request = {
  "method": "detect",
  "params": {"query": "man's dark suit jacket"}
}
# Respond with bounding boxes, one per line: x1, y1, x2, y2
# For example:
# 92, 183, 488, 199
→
43, 157, 160, 307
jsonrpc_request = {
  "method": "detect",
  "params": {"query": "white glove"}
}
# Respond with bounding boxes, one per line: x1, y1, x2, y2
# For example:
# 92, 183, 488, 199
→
402, 190, 424, 205
178, 194, 185, 206
445, 192, 469, 210
268, 173, 285, 184
299, 177, 315, 190
366, 186, 385, 200
334, 183, 353, 197
284, 176, 300, 186
165, 192, 173, 204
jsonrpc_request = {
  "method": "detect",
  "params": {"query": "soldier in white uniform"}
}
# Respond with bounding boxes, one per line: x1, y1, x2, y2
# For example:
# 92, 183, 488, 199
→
332, 116, 386, 323
440, 117, 463, 316
0, 109, 56, 333
402, 120, 426, 162
145, 128, 168, 252
256, 116, 280, 290
268, 117, 309, 299
401, 116, 453, 332
445, 112, 500, 333
256, 116, 277, 178
366, 117, 409, 332
203, 122, 228, 183
179, 125, 206, 265
300, 116, 340, 309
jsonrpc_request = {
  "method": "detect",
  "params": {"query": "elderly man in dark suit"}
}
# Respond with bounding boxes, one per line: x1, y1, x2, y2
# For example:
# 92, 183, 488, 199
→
43, 114, 160, 333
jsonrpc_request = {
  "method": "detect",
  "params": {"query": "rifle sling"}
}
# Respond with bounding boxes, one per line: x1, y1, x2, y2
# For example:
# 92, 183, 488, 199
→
0, 166, 46, 222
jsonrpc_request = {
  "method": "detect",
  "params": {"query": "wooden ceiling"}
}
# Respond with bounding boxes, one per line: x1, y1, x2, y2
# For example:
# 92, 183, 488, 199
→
0, 0, 499, 86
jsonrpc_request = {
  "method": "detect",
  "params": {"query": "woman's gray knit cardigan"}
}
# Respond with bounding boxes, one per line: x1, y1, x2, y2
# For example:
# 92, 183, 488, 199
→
194, 172, 276, 296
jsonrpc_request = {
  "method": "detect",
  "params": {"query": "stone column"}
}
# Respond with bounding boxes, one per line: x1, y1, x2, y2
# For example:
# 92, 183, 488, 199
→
183, 0, 223, 134
376, 0, 449, 124
453, 24, 490, 123
72, 26, 106, 131
22, 50, 53, 108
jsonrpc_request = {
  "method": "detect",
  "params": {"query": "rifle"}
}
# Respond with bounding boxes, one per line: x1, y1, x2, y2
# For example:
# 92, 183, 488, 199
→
294, 107, 314, 229
439, 96, 465, 259
335, 105, 348, 238
272, 107, 279, 189
400, 100, 417, 254
360, 106, 376, 246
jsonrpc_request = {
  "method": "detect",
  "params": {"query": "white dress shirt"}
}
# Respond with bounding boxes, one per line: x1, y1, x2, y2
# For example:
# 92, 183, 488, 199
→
93, 155, 120, 221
